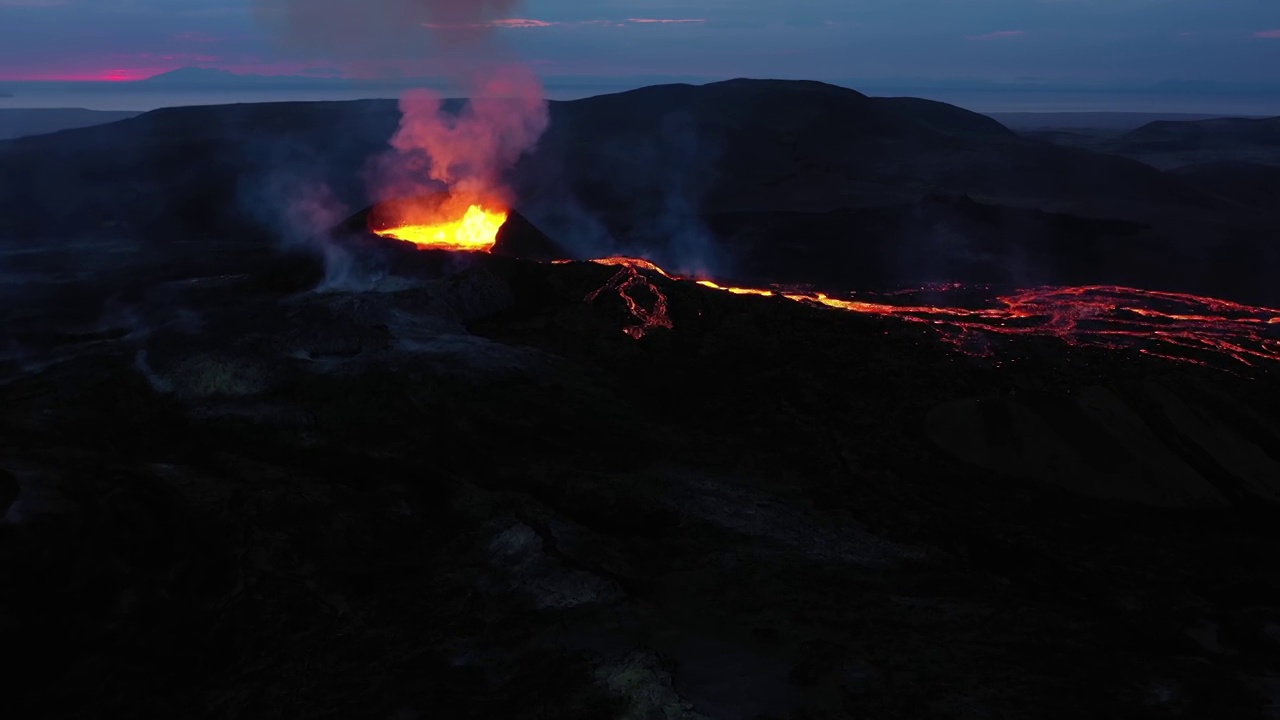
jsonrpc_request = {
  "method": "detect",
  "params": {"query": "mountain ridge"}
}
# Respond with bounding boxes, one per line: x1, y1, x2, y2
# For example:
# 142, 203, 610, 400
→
0, 78, 1269, 305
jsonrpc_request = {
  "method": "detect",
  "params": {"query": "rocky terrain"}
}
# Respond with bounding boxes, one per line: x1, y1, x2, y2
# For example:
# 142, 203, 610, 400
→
4, 79, 1280, 719
4, 234, 1280, 719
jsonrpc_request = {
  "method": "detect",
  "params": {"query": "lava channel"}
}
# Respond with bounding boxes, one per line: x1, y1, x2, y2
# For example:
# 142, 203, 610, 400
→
586, 259, 1280, 371
583, 257, 674, 339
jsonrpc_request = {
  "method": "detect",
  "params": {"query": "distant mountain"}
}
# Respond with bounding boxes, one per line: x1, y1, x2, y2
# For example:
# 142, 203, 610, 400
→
2, 78, 1279, 301
987, 112, 1245, 132
874, 96, 1014, 138
0, 108, 139, 141
1147, 78, 1280, 93
0, 79, 1238, 235
138, 67, 254, 85
514, 78, 1220, 224
1121, 116, 1280, 148
838, 77, 1280, 94
545, 74, 720, 88
1104, 116, 1280, 169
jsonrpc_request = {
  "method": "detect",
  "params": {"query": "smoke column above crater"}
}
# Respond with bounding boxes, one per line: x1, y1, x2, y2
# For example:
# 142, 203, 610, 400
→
371, 62, 548, 208
251, 0, 525, 60
252, 0, 549, 250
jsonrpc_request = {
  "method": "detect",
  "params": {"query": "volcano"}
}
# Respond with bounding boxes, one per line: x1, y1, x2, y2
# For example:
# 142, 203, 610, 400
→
332, 193, 571, 262
13, 83, 1280, 720
324, 193, 1280, 372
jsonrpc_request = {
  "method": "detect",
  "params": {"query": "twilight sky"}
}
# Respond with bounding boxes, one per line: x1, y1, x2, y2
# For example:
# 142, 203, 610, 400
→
1, 0, 1278, 83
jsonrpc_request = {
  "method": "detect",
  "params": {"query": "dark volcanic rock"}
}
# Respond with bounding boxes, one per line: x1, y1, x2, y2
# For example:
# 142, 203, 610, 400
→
0, 467, 17, 517
492, 209, 570, 261
924, 382, 1280, 508
7, 83, 1280, 720
1173, 161, 1280, 210
4, 240, 1280, 719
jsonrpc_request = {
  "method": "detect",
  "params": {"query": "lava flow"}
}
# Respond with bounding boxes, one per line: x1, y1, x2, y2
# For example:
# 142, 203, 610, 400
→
370, 196, 507, 252
587, 260, 1280, 371
583, 257, 674, 339
791, 284, 1280, 369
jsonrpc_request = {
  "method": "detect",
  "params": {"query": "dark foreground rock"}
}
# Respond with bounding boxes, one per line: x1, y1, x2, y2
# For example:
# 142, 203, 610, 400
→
0, 467, 17, 517
3, 239, 1280, 719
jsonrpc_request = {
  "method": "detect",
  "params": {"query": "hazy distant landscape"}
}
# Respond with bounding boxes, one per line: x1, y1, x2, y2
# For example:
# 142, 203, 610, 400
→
2, 103, 1263, 143
3, 67, 1277, 150
5, 67, 1280, 115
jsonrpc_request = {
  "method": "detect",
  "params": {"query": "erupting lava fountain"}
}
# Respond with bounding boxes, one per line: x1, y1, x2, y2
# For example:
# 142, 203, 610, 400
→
367, 194, 508, 252
333, 192, 568, 262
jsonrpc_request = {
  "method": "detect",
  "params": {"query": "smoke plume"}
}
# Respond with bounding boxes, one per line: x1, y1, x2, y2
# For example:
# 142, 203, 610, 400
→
252, 0, 525, 62
370, 63, 548, 206
253, 0, 549, 266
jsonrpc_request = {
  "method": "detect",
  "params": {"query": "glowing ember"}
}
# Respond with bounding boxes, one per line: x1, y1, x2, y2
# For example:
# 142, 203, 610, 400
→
372, 202, 507, 252
584, 258, 1280, 371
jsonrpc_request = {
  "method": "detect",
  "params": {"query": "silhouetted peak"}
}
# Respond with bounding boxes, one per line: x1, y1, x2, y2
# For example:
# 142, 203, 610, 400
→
701, 77, 870, 99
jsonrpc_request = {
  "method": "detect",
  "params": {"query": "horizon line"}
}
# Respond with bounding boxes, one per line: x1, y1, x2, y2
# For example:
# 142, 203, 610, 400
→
4, 69, 1280, 90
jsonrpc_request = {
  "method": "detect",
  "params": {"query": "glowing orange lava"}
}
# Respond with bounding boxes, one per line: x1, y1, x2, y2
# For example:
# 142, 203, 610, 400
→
589, 256, 673, 277
583, 258, 1280, 372
788, 285, 1280, 370
370, 198, 507, 252
583, 257, 674, 339
696, 280, 775, 297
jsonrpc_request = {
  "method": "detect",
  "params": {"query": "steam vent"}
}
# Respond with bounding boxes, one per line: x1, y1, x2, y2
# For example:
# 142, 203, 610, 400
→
331, 193, 570, 262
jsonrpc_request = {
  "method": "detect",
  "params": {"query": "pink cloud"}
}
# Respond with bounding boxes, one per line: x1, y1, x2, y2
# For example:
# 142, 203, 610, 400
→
967, 30, 1026, 41
626, 18, 706, 24
422, 16, 704, 30
491, 18, 557, 28
423, 17, 560, 29
0, 68, 158, 82
0, 56, 372, 82
1255, 29, 1280, 39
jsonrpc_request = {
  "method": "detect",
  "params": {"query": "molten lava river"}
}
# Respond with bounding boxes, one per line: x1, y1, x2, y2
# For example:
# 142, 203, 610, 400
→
366, 206, 1279, 372
580, 258, 1280, 373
